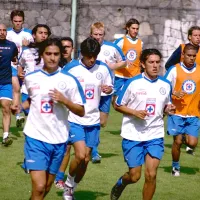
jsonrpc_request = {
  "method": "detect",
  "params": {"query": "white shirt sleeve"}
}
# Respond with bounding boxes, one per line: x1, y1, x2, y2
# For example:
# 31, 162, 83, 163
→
164, 67, 177, 90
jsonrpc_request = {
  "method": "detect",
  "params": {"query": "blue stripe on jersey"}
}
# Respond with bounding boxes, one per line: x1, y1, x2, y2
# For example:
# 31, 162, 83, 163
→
164, 65, 175, 79
23, 28, 32, 34
25, 69, 41, 77
7, 27, 12, 31
96, 60, 114, 84
181, 62, 196, 71
103, 40, 126, 61
61, 71, 86, 104
116, 74, 143, 105
143, 75, 158, 83
114, 37, 123, 45
40, 69, 59, 76
62, 59, 79, 73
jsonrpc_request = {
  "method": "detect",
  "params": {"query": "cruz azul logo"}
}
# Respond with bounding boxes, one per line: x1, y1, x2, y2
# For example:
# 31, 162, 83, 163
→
182, 80, 196, 94
126, 49, 137, 62
85, 84, 95, 99
145, 98, 156, 116
41, 95, 53, 113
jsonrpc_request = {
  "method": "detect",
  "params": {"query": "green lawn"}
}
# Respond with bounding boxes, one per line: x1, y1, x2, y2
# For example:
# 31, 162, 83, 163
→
0, 109, 200, 200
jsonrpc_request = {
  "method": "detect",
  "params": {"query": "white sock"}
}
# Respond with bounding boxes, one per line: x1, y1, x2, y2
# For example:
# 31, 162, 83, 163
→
3, 132, 9, 139
65, 173, 75, 187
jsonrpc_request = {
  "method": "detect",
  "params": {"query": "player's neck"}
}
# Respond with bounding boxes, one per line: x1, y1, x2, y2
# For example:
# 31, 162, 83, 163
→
144, 72, 158, 81
43, 66, 59, 74
13, 27, 23, 33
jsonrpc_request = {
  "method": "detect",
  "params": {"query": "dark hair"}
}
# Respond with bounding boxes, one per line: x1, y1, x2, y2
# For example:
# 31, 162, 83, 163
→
188, 26, 200, 40
183, 43, 198, 53
140, 49, 162, 63
124, 18, 140, 34
35, 38, 62, 65
32, 24, 51, 37
61, 37, 74, 47
80, 37, 100, 57
10, 10, 24, 21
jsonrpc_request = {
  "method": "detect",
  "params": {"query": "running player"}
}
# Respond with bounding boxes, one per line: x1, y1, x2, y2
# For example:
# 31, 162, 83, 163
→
0, 24, 18, 146
110, 49, 175, 200
21, 38, 85, 200
62, 37, 113, 200
7, 10, 33, 127
90, 21, 126, 163
165, 43, 200, 176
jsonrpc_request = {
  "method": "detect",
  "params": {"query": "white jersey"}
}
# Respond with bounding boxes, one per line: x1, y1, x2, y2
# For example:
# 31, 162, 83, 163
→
19, 47, 44, 94
23, 69, 85, 144
7, 28, 34, 69
116, 73, 172, 141
62, 60, 113, 125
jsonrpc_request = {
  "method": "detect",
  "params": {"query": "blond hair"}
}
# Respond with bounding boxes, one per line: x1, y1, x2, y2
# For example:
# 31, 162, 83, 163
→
90, 22, 105, 35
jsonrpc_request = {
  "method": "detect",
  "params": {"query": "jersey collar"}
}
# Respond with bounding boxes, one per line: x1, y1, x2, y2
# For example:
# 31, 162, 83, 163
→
80, 59, 96, 70
181, 62, 196, 71
12, 27, 24, 34
142, 73, 158, 83
40, 68, 60, 76
126, 34, 138, 41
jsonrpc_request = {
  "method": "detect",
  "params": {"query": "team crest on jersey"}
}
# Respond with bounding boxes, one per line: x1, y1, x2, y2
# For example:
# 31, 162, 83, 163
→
96, 72, 103, 80
145, 98, 156, 116
126, 49, 137, 61
85, 84, 95, 99
103, 50, 110, 56
58, 81, 67, 90
182, 80, 196, 94
159, 87, 166, 95
41, 99, 53, 113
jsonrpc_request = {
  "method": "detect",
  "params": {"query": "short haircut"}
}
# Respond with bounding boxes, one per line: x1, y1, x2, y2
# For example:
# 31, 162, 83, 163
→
188, 26, 200, 40
80, 37, 100, 57
140, 49, 162, 63
61, 37, 74, 47
10, 10, 24, 21
32, 24, 51, 37
124, 18, 140, 34
183, 43, 198, 53
90, 22, 105, 35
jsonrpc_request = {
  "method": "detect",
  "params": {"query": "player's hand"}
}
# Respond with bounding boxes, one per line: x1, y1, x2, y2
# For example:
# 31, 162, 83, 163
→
101, 85, 113, 94
10, 104, 20, 115
18, 70, 25, 81
164, 104, 176, 115
132, 110, 148, 120
173, 90, 187, 98
49, 88, 66, 104
22, 38, 30, 46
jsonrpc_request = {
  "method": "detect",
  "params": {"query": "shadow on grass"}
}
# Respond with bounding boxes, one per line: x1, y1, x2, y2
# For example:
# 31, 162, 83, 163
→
164, 143, 190, 150
160, 166, 199, 175
57, 190, 108, 200
105, 130, 120, 135
100, 152, 119, 158
10, 126, 23, 137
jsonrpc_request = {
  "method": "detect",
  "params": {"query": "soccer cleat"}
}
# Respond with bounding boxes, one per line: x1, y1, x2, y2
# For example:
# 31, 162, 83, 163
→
2, 137, 13, 146
92, 154, 101, 164
54, 180, 65, 190
110, 182, 126, 200
186, 147, 195, 155
63, 184, 74, 200
171, 167, 180, 177
16, 116, 25, 128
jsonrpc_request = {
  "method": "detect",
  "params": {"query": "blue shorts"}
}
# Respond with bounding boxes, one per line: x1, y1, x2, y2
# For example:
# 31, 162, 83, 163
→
122, 138, 164, 168
23, 135, 66, 174
68, 122, 100, 148
12, 66, 17, 77
21, 93, 29, 116
114, 76, 129, 96
0, 84, 12, 100
167, 115, 200, 138
99, 95, 112, 113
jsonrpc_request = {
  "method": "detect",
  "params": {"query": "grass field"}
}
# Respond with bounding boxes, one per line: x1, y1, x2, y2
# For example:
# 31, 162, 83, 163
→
0, 108, 200, 200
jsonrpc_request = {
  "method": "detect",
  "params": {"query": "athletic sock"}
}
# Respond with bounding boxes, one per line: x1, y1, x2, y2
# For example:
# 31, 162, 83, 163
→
3, 132, 9, 139
172, 161, 180, 169
65, 173, 75, 187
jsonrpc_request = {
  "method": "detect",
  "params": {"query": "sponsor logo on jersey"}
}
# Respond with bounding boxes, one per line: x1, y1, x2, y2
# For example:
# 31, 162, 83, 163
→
77, 76, 84, 82
182, 80, 196, 94
30, 84, 40, 91
85, 84, 95, 99
136, 90, 147, 95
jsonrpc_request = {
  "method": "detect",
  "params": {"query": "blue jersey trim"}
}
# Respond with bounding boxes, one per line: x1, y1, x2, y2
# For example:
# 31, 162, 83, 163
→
116, 74, 143, 105
103, 40, 126, 61
61, 71, 86, 104
114, 37, 123, 45
25, 69, 41, 77
164, 65, 175, 79
181, 62, 196, 71
62, 59, 79, 73
23, 28, 32, 34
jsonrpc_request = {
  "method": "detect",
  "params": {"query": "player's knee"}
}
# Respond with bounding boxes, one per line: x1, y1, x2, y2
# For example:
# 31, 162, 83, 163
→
75, 151, 86, 163
34, 182, 46, 194
145, 170, 157, 182
174, 138, 182, 146
129, 172, 141, 183
188, 140, 198, 148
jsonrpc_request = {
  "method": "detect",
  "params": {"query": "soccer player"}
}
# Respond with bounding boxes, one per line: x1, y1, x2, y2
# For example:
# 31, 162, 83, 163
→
21, 38, 85, 200
90, 21, 126, 163
0, 24, 18, 146
62, 37, 113, 200
7, 10, 33, 128
113, 18, 143, 97
165, 26, 200, 70
59, 37, 75, 68
110, 49, 175, 200
165, 44, 200, 176
18, 24, 51, 116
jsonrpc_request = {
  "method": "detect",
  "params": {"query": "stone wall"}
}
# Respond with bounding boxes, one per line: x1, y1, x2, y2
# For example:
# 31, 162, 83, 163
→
1, 0, 200, 67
